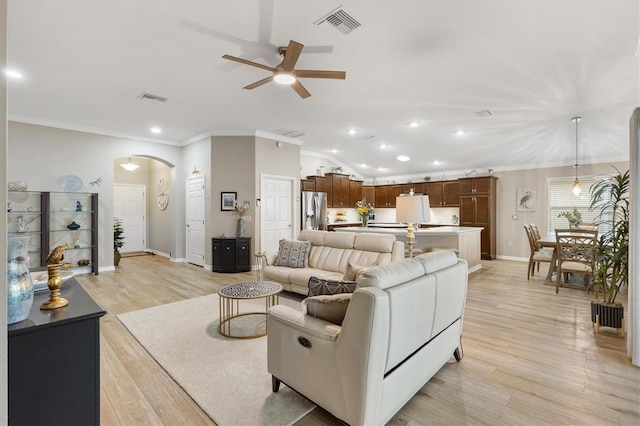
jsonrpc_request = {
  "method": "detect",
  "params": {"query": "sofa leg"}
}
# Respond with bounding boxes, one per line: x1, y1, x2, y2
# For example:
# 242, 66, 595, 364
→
453, 344, 463, 362
272, 376, 281, 393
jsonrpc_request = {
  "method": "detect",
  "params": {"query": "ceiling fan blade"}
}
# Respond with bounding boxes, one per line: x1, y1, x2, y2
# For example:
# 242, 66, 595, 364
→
243, 76, 273, 90
295, 70, 346, 80
222, 55, 275, 72
291, 80, 311, 99
280, 40, 304, 71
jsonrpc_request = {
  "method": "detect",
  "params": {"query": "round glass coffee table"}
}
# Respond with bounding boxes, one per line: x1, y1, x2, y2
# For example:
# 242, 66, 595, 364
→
218, 280, 283, 338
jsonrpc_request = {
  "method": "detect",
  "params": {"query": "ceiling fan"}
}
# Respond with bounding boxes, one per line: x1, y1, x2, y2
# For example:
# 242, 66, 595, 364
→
222, 40, 346, 99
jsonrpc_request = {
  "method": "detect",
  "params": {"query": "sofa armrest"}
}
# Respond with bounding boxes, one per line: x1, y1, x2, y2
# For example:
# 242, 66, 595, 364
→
264, 252, 278, 266
269, 305, 341, 342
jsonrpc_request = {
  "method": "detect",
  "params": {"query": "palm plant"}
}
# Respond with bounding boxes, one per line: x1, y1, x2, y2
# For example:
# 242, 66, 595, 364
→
588, 167, 629, 304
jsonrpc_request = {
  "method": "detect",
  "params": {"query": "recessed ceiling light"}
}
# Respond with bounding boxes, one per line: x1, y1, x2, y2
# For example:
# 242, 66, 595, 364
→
150, 127, 162, 134
379, 143, 387, 149
397, 155, 410, 162
347, 129, 357, 135
456, 130, 465, 136
409, 121, 419, 128
5, 69, 23, 79
360, 163, 368, 168
433, 160, 441, 165
378, 167, 387, 171
330, 148, 338, 153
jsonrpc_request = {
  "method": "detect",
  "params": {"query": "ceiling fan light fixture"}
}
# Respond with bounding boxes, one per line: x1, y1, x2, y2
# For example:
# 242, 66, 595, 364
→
120, 157, 140, 172
273, 71, 296, 85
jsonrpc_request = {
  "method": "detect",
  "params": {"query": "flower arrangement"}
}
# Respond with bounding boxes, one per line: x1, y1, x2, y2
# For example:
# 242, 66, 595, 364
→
558, 208, 583, 227
233, 202, 251, 218
355, 199, 373, 218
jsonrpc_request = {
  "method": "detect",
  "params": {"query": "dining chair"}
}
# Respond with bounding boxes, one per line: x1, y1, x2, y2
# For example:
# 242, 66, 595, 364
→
524, 225, 553, 280
529, 223, 542, 249
554, 228, 598, 294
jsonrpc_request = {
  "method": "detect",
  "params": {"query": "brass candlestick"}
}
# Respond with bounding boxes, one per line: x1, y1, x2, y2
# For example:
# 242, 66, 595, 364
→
41, 244, 69, 310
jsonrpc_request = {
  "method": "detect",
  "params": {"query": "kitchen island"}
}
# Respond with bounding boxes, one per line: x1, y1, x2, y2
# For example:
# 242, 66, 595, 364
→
335, 226, 483, 272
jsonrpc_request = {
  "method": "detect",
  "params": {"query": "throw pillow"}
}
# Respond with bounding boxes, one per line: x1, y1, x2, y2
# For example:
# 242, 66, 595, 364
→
274, 239, 311, 268
343, 261, 369, 281
302, 293, 352, 325
308, 276, 356, 296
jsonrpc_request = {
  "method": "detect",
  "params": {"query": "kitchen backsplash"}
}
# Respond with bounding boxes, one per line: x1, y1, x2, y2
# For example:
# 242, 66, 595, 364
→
327, 207, 460, 225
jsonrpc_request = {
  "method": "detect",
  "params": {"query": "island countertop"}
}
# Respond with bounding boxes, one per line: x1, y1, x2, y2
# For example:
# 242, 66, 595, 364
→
334, 226, 483, 272
333, 226, 483, 235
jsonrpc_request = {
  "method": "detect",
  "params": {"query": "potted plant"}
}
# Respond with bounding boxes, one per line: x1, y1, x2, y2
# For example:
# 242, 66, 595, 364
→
114, 217, 125, 266
588, 167, 629, 333
557, 207, 583, 228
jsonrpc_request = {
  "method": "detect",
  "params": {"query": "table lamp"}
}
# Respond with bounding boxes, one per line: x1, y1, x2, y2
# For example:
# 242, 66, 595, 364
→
396, 191, 431, 257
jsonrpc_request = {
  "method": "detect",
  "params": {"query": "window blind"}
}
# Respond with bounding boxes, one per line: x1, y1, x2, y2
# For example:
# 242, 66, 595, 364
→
548, 176, 611, 233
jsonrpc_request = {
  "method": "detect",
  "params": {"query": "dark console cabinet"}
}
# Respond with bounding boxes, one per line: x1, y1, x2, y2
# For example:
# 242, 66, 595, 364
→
8, 278, 106, 425
212, 237, 251, 272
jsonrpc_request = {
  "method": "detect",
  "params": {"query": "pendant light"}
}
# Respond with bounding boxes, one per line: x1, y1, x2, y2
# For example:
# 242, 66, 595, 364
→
571, 116, 582, 196
120, 157, 140, 172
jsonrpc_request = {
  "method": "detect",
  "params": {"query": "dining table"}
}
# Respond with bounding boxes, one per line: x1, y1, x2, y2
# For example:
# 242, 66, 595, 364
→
536, 231, 595, 290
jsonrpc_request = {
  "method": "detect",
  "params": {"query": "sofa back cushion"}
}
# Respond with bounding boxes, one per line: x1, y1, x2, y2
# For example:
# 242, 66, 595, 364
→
357, 250, 468, 374
306, 231, 401, 273
298, 229, 327, 246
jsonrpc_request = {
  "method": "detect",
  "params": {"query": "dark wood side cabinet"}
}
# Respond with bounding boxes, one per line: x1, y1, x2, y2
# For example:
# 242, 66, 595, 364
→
212, 237, 251, 272
8, 278, 106, 426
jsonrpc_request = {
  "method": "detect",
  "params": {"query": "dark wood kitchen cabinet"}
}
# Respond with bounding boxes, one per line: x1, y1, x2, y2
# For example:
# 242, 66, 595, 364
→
326, 173, 350, 208
375, 184, 403, 208
212, 237, 251, 272
348, 179, 363, 209
459, 176, 497, 260
425, 181, 460, 207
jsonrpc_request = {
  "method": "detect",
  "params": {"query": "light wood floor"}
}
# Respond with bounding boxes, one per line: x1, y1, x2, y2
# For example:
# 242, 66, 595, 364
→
75, 255, 640, 425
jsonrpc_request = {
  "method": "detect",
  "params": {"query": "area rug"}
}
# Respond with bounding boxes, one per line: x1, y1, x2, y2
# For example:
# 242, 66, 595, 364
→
117, 293, 316, 426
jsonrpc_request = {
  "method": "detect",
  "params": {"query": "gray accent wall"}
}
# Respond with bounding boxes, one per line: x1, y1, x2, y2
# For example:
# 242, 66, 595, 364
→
494, 161, 628, 260
7, 121, 184, 269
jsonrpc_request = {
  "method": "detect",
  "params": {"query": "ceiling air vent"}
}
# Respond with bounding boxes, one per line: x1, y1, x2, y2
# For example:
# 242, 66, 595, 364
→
139, 92, 168, 103
315, 7, 361, 35
270, 128, 306, 138
474, 109, 493, 117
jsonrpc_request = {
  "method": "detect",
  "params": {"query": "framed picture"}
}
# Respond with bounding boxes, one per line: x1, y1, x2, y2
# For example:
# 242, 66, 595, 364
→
517, 187, 536, 212
221, 192, 237, 211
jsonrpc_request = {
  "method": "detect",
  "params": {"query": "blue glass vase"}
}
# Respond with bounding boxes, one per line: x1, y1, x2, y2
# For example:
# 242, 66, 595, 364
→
7, 235, 34, 324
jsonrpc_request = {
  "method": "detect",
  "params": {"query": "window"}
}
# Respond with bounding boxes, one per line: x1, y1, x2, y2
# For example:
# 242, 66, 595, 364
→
548, 176, 612, 233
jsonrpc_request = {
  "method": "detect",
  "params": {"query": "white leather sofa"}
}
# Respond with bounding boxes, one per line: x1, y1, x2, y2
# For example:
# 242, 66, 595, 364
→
267, 250, 468, 425
262, 229, 404, 295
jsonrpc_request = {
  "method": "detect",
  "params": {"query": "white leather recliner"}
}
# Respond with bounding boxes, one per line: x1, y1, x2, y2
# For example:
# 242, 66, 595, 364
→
267, 250, 468, 425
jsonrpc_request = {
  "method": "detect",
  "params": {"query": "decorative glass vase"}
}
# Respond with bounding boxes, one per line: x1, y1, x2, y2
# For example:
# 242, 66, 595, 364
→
361, 215, 368, 228
7, 235, 34, 324
237, 218, 245, 237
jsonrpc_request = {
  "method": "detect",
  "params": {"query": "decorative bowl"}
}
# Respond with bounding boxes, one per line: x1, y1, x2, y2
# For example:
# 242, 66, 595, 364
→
67, 221, 81, 230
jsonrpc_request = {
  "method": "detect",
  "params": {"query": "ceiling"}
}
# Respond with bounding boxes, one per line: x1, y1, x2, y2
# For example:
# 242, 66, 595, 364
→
7, 0, 639, 179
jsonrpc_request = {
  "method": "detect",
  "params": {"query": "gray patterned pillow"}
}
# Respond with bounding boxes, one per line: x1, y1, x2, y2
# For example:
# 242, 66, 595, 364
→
302, 293, 352, 325
308, 276, 357, 296
274, 239, 311, 268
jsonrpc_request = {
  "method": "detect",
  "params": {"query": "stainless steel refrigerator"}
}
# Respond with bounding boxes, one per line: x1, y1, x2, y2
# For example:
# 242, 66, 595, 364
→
301, 192, 327, 230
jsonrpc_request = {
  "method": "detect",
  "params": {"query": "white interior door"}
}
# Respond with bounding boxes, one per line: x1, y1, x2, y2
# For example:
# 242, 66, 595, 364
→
261, 176, 294, 252
113, 184, 146, 253
186, 175, 205, 266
